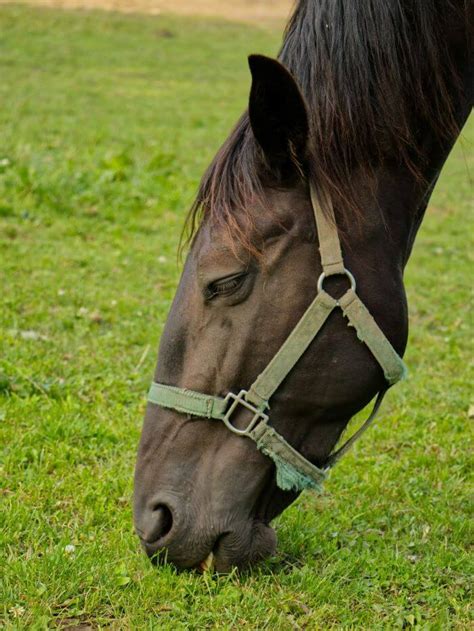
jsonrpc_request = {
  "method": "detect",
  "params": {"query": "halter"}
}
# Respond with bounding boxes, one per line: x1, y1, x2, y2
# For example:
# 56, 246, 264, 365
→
147, 182, 407, 492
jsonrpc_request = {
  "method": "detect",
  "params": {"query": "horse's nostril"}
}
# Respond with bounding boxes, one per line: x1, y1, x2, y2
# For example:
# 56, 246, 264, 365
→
141, 503, 173, 544
152, 503, 173, 539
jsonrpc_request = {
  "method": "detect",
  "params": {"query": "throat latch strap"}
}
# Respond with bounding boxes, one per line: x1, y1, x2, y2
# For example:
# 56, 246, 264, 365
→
147, 181, 407, 493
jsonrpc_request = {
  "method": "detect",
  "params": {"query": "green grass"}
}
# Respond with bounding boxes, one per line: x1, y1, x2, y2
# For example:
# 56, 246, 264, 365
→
0, 5, 472, 629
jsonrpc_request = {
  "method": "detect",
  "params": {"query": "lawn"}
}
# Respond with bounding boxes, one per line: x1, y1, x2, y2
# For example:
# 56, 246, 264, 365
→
0, 5, 472, 629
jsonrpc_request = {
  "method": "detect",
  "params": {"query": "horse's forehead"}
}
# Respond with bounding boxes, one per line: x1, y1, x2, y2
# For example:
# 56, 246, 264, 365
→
194, 228, 242, 264
192, 186, 311, 266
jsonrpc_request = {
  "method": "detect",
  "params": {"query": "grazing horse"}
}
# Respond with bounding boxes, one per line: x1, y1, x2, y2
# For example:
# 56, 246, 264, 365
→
134, 0, 472, 571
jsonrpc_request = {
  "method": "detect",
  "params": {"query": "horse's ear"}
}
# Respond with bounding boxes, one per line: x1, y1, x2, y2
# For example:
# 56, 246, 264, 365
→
248, 54, 309, 175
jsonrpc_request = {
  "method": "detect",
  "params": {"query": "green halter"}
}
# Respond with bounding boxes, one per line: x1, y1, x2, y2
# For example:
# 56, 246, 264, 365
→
147, 183, 407, 492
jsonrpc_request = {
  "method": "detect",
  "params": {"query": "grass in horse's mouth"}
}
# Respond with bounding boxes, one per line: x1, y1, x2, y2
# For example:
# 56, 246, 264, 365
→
198, 551, 215, 573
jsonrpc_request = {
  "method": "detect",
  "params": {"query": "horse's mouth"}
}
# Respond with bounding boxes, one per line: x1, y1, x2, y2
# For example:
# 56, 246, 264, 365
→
142, 521, 277, 573
196, 521, 278, 573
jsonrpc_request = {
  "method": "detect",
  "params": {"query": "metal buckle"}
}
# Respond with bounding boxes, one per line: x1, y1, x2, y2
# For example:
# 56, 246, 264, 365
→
222, 390, 269, 437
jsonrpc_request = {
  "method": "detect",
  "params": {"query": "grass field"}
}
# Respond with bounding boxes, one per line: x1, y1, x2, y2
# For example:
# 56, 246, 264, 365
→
0, 5, 472, 629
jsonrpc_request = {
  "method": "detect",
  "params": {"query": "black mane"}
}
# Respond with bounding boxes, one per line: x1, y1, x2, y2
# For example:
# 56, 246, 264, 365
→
188, 0, 466, 251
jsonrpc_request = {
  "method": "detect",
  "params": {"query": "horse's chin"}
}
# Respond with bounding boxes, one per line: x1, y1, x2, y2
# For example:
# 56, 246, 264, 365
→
206, 521, 278, 573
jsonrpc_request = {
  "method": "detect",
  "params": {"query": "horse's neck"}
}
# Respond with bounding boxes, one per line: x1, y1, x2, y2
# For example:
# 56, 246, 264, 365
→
377, 37, 471, 268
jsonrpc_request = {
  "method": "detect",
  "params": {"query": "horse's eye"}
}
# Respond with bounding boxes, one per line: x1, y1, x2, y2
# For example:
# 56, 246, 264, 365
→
205, 273, 247, 301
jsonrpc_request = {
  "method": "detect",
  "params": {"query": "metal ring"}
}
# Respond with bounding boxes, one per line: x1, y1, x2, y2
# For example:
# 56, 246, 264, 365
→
317, 268, 356, 293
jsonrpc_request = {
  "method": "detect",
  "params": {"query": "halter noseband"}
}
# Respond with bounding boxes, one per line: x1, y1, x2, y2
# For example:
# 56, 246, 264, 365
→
147, 183, 407, 492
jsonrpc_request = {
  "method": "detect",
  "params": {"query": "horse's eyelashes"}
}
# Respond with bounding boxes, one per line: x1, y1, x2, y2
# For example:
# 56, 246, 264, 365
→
205, 273, 247, 301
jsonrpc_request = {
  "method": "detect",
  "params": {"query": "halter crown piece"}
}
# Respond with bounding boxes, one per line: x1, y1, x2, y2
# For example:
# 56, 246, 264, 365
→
147, 182, 407, 492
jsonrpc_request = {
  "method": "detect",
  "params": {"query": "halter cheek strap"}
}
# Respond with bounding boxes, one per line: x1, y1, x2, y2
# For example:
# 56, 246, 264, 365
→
147, 182, 407, 492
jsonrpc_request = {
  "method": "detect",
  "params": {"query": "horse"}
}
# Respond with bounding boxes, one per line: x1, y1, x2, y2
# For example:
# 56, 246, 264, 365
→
134, 0, 472, 572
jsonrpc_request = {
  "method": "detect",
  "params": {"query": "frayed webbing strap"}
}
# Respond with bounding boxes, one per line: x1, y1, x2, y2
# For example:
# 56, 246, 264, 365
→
324, 389, 387, 469
339, 290, 407, 386
262, 450, 324, 492
251, 420, 327, 492
147, 383, 227, 420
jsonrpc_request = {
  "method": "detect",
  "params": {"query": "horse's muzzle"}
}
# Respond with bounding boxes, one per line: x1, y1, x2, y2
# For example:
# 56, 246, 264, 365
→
134, 492, 277, 571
